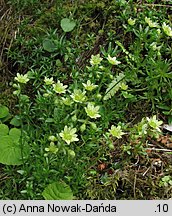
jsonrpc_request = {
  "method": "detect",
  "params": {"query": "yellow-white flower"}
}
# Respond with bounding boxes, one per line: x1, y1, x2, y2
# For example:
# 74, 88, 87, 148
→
157, 29, 161, 35
59, 126, 79, 145
45, 142, 58, 154
82, 80, 98, 91
107, 55, 121, 65
128, 18, 136, 26
162, 22, 172, 37
61, 97, 73, 106
71, 89, 86, 103
145, 17, 159, 28
85, 103, 101, 119
90, 54, 103, 66
109, 125, 125, 138
146, 115, 163, 132
15, 73, 29, 84
44, 77, 54, 85
120, 83, 128, 90
53, 80, 68, 94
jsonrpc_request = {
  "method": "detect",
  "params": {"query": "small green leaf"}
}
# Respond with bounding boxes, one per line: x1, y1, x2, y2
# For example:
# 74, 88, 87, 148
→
1, 113, 11, 123
42, 181, 74, 200
122, 91, 135, 99
0, 106, 9, 119
168, 116, 172, 124
157, 104, 170, 111
0, 124, 9, 136
10, 116, 21, 126
45, 118, 54, 123
163, 111, 171, 115
43, 39, 57, 52
17, 170, 25, 175
60, 18, 76, 32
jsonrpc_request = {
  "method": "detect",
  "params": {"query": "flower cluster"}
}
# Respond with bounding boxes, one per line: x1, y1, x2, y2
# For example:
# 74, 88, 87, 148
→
145, 17, 159, 28
144, 17, 172, 37
132, 115, 163, 140
45, 132, 77, 157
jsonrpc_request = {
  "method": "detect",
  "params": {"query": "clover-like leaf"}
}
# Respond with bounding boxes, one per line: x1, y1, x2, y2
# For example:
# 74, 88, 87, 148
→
42, 181, 74, 200
0, 106, 9, 119
60, 18, 76, 32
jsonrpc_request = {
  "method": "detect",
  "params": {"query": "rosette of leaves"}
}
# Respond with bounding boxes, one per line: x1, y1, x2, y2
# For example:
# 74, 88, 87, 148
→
0, 124, 29, 165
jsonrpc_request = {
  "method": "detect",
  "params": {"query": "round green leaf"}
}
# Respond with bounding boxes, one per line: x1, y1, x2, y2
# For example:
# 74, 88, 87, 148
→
0, 136, 21, 165
0, 124, 9, 136
43, 39, 57, 52
9, 128, 21, 142
60, 18, 76, 32
10, 116, 21, 126
0, 106, 9, 118
0, 135, 29, 165
42, 181, 74, 200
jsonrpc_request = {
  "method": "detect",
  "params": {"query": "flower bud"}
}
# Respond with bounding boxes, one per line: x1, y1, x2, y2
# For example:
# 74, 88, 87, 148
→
68, 150, 75, 158
71, 115, 77, 122
128, 18, 136, 26
90, 122, 97, 130
48, 136, 57, 142
80, 123, 86, 132
13, 84, 18, 88
43, 93, 50, 98
96, 93, 102, 99
109, 143, 115, 150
